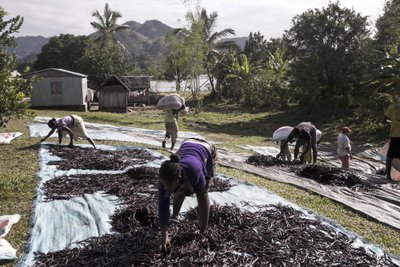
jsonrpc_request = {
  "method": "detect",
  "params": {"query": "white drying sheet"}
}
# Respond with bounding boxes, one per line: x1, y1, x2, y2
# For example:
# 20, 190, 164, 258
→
29, 116, 204, 148
29, 117, 400, 230
17, 144, 160, 267
24, 118, 400, 265
20, 141, 311, 266
18, 143, 399, 266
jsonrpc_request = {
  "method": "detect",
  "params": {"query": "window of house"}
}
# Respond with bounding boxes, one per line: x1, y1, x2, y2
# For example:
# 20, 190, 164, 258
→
51, 81, 63, 95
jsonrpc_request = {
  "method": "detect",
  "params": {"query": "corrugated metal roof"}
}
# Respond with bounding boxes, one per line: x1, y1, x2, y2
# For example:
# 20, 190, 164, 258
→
117, 75, 150, 91
98, 75, 150, 92
21, 68, 87, 78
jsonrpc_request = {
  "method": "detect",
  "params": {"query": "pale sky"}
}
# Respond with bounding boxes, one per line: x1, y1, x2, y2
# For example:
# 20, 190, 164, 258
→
0, 0, 386, 39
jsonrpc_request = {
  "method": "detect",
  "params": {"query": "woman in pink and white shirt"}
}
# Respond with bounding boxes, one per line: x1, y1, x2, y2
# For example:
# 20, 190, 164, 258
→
41, 115, 96, 149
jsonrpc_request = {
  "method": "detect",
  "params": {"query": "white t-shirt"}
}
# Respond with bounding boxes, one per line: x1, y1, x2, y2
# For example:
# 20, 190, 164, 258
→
337, 133, 351, 157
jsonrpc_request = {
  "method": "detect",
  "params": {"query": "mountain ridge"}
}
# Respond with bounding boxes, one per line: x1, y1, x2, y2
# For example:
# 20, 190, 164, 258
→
12, 19, 248, 66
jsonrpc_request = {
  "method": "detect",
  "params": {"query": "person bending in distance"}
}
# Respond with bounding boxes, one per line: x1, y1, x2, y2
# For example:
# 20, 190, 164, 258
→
277, 122, 318, 163
41, 115, 96, 149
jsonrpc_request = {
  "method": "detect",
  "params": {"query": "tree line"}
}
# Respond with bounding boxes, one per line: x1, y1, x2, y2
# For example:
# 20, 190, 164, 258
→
1, 1, 400, 133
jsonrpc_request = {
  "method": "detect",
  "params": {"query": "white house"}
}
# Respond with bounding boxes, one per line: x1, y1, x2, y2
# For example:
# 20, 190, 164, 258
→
22, 68, 91, 111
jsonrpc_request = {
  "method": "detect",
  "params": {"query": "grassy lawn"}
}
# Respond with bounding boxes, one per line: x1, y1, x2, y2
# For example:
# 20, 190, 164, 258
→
0, 104, 399, 266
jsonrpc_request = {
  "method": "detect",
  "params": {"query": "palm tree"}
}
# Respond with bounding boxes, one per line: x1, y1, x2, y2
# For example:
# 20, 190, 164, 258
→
171, 7, 238, 104
199, 8, 238, 93
90, 3, 129, 44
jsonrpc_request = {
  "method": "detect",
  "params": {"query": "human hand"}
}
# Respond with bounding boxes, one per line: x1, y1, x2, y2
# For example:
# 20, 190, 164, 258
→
205, 176, 212, 190
169, 216, 179, 223
160, 236, 171, 253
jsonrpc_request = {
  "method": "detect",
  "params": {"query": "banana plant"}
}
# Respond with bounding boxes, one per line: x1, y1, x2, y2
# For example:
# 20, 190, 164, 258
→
366, 44, 400, 94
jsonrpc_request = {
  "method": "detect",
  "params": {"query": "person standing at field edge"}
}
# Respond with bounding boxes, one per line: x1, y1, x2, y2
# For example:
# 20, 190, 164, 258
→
385, 95, 400, 180
337, 127, 352, 170
41, 115, 96, 149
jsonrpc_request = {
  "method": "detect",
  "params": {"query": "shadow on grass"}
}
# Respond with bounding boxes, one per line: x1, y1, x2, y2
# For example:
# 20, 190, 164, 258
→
186, 103, 387, 144
17, 142, 41, 151
184, 105, 307, 141
0, 259, 16, 266
82, 112, 163, 128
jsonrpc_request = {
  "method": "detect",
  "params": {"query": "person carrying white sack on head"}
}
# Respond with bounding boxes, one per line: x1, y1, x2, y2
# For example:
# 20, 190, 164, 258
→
162, 104, 187, 151
157, 94, 189, 151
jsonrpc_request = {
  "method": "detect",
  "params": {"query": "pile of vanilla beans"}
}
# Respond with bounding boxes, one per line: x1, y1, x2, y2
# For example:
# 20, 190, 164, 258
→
47, 145, 159, 170
33, 147, 390, 266
247, 154, 376, 192
247, 154, 302, 167
295, 164, 376, 192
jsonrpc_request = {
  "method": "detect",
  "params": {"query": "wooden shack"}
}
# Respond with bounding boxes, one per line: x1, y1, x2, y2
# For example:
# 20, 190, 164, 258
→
97, 75, 150, 112
22, 68, 90, 111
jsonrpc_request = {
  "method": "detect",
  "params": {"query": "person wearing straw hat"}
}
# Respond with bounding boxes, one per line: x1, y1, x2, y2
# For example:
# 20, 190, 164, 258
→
337, 127, 352, 169
41, 115, 96, 149
158, 138, 218, 252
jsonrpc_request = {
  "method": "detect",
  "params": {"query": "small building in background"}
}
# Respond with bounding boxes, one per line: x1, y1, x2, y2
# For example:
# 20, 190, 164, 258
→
22, 68, 91, 111
97, 75, 150, 113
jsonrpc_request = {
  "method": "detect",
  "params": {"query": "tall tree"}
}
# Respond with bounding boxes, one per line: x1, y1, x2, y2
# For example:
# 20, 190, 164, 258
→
216, 45, 290, 109
164, 32, 191, 91
255, 46, 291, 109
168, 5, 208, 111
200, 8, 237, 93
359, 44, 400, 127
244, 32, 269, 65
225, 53, 252, 103
87, 3, 135, 86
265, 38, 288, 58
375, 0, 400, 52
90, 3, 129, 44
0, 7, 34, 127
77, 40, 136, 86
184, 8, 208, 111
284, 1, 369, 112
33, 34, 90, 71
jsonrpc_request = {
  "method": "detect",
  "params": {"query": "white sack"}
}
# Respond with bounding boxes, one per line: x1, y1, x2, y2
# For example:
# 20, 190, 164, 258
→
156, 94, 185, 110
272, 126, 293, 142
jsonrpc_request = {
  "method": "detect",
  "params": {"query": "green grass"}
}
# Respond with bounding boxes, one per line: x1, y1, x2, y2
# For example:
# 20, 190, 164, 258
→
0, 104, 399, 267
0, 116, 40, 266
